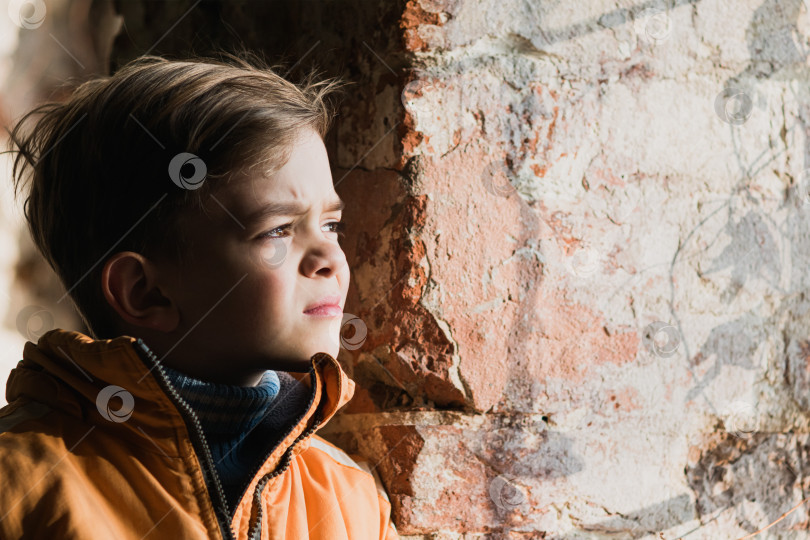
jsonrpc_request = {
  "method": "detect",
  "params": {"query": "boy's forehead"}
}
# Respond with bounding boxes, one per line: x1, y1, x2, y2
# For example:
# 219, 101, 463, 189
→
205, 167, 341, 223
238, 164, 337, 200
202, 129, 337, 219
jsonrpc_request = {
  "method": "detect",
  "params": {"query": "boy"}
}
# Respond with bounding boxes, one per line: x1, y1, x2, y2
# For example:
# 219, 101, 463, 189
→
0, 53, 399, 539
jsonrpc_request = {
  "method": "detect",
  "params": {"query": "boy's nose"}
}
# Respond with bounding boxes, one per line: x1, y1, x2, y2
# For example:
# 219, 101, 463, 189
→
301, 242, 347, 278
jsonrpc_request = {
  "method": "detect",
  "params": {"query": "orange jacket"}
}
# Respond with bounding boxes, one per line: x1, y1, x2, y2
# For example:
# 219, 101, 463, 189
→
0, 329, 398, 540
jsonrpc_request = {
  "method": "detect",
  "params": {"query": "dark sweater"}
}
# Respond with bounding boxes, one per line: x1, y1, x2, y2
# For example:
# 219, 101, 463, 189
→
161, 365, 313, 511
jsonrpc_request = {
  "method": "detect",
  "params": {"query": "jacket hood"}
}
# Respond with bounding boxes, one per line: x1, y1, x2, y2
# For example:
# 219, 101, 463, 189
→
4, 328, 355, 459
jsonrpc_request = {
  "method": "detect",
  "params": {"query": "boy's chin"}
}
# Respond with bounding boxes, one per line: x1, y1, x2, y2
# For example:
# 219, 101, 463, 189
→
271, 343, 340, 371
307, 341, 341, 361
304, 333, 342, 359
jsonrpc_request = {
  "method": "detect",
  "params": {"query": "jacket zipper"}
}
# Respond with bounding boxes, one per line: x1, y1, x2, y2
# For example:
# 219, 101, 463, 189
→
245, 412, 323, 540
133, 339, 237, 540
231, 366, 320, 505
238, 367, 323, 539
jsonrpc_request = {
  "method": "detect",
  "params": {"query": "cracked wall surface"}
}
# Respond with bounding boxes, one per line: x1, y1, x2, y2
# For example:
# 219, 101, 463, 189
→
336, 0, 810, 537
4, 0, 810, 537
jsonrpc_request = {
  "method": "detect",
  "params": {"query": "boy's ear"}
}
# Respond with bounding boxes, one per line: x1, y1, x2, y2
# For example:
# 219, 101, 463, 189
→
101, 252, 180, 333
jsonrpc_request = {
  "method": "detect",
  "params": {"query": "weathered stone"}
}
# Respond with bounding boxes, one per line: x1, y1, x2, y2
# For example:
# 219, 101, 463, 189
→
7, 0, 810, 537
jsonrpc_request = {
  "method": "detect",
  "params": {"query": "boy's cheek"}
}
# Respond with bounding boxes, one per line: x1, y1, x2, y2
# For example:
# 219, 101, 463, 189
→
249, 276, 291, 314
259, 239, 291, 270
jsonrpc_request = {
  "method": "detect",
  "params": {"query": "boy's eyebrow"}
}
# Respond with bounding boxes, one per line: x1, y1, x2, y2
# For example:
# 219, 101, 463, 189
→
245, 197, 345, 223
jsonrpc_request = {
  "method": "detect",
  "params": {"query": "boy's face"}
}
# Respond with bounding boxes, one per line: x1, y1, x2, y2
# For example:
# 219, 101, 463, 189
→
157, 128, 350, 381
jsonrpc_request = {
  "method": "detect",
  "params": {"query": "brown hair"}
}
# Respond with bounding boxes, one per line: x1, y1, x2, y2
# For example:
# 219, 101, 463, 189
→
5, 52, 345, 339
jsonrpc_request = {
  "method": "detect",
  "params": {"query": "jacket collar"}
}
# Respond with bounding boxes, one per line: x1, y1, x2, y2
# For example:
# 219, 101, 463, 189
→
4, 328, 355, 459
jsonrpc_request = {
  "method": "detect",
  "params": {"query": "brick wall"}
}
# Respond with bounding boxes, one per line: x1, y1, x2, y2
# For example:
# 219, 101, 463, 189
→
4, 0, 810, 537
326, 0, 810, 536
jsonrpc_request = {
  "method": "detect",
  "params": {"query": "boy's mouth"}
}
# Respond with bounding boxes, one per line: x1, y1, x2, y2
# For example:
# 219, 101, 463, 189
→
304, 305, 343, 317
303, 294, 342, 317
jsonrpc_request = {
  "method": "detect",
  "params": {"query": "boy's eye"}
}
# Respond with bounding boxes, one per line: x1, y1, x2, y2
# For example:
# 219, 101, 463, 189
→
261, 223, 290, 238
325, 220, 346, 238
259, 220, 345, 239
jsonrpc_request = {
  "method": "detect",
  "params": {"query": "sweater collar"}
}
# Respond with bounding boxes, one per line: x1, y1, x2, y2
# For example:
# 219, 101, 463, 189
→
160, 365, 281, 437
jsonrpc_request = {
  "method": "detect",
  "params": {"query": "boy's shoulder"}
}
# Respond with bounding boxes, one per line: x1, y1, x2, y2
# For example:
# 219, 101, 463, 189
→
307, 433, 390, 502
0, 399, 52, 435
0, 399, 91, 489
0, 400, 80, 535
0, 397, 222, 540
302, 435, 399, 539
0, 399, 60, 466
